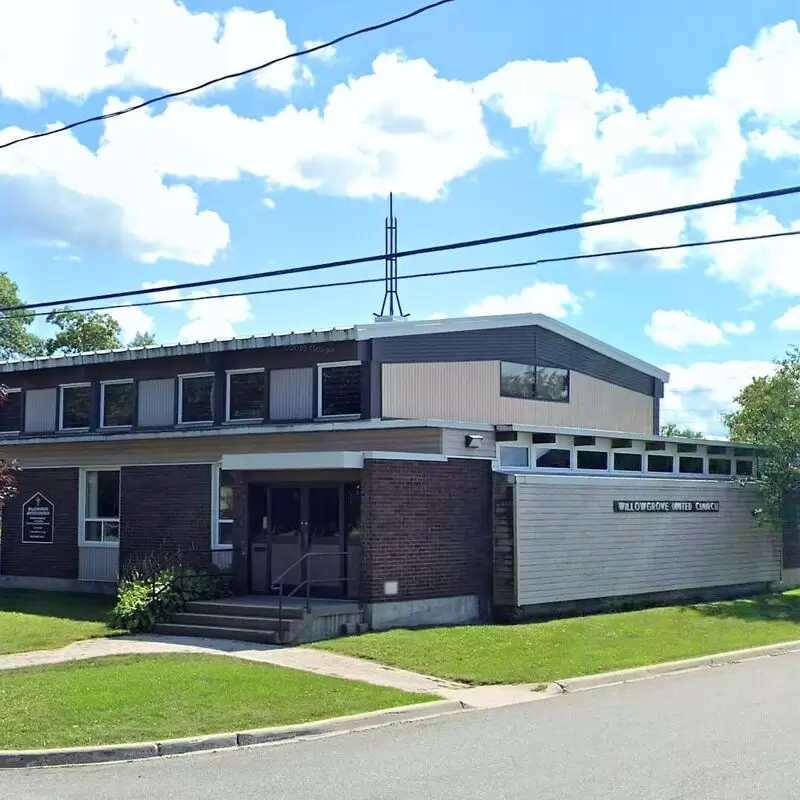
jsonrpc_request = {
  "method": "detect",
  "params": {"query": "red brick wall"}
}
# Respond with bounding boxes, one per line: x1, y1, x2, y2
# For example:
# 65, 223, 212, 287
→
360, 458, 493, 603
119, 464, 212, 574
0, 468, 79, 579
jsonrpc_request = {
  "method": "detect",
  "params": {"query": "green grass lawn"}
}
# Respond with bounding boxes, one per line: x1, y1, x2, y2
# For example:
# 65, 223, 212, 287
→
0, 590, 120, 656
0, 654, 437, 751
315, 591, 800, 685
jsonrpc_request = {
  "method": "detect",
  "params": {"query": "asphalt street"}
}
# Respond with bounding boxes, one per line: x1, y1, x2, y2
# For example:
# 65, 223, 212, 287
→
4, 651, 800, 799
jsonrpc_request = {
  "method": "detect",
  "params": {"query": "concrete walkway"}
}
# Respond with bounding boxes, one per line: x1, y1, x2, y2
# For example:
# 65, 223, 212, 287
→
0, 635, 542, 709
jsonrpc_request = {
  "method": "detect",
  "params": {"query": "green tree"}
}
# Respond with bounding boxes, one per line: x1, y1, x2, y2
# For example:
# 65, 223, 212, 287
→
0, 273, 44, 359
44, 307, 122, 356
723, 348, 799, 527
660, 423, 705, 439
130, 331, 157, 347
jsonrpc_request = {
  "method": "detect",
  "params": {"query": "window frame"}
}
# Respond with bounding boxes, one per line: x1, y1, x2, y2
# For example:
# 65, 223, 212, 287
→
177, 372, 215, 426
211, 464, 234, 550
79, 467, 121, 548
0, 387, 22, 434
59, 382, 92, 432
100, 379, 135, 430
225, 368, 265, 423
316, 361, 362, 419
499, 361, 570, 403
497, 444, 531, 469
533, 446, 573, 470
575, 446, 610, 472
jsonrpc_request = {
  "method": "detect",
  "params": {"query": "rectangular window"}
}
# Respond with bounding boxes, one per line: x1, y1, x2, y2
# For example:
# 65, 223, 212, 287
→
215, 469, 234, 548
499, 362, 569, 402
733, 447, 753, 458
706, 445, 728, 455
735, 459, 753, 476
500, 362, 535, 400
708, 458, 732, 476
60, 384, 91, 430
179, 374, 214, 424
83, 470, 120, 545
535, 448, 571, 469
498, 445, 530, 468
677, 443, 697, 453
101, 381, 134, 428
535, 366, 569, 401
613, 452, 642, 472
647, 454, 674, 473
611, 438, 633, 449
645, 441, 666, 451
531, 432, 557, 444
227, 370, 264, 422
576, 450, 608, 470
679, 456, 704, 474
0, 389, 22, 433
318, 363, 361, 417
574, 436, 596, 447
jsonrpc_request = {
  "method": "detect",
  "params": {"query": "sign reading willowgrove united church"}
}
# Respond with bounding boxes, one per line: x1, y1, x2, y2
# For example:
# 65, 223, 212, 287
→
613, 500, 720, 513
22, 493, 55, 544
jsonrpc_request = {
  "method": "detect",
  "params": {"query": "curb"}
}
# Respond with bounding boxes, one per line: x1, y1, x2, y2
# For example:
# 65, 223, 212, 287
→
0, 699, 464, 769
546, 639, 800, 694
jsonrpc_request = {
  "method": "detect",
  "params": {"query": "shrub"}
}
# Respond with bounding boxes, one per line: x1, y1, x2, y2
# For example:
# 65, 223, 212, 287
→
110, 566, 228, 634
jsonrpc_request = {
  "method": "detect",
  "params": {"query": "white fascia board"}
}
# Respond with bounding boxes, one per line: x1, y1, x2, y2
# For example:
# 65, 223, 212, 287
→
355, 313, 669, 383
510, 472, 737, 488
362, 451, 448, 462
221, 452, 364, 471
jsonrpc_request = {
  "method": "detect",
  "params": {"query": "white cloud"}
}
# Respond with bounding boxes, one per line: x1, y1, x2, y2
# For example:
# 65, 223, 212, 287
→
177, 289, 253, 342
263, 198, 276, 209
645, 310, 727, 349
100, 53, 502, 202
142, 279, 184, 308
304, 40, 336, 62
107, 304, 155, 343
464, 281, 582, 318
773, 305, 800, 330
0, 122, 229, 265
661, 360, 776, 437
427, 311, 448, 320
0, 1, 306, 106
721, 320, 755, 335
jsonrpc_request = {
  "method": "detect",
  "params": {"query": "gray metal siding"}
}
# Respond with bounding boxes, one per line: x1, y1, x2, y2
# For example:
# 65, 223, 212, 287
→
137, 379, 175, 427
269, 368, 314, 420
78, 547, 120, 582
372, 326, 655, 396
24, 388, 57, 433
513, 475, 780, 606
441, 427, 497, 459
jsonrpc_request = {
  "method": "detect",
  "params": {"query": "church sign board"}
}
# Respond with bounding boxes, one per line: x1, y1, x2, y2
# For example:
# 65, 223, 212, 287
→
22, 493, 55, 544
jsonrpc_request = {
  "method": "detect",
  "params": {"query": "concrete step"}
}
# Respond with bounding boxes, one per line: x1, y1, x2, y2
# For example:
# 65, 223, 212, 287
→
185, 601, 306, 620
170, 612, 292, 632
153, 623, 283, 645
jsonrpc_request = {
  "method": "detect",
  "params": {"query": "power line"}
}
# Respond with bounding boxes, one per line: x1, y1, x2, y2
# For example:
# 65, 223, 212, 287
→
6, 183, 800, 314
0, 0, 454, 152
34, 228, 800, 319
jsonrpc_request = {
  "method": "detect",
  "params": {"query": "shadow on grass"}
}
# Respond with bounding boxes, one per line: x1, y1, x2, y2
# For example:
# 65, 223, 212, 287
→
0, 589, 115, 624
687, 592, 800, 624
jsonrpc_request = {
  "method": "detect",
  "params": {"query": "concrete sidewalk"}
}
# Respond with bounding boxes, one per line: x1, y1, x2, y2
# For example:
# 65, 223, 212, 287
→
0, 635, 542, 709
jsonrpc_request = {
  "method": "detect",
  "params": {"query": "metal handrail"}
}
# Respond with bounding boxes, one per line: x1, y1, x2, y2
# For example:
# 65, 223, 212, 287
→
270, 550, 348, 633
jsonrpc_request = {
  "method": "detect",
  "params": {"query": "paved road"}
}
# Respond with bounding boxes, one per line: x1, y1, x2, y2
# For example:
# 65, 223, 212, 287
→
4, 652, 800, 799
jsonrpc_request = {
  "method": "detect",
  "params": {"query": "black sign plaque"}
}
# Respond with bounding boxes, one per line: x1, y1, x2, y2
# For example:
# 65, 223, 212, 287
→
22, 493, 55, 544
613, 500, 720, 513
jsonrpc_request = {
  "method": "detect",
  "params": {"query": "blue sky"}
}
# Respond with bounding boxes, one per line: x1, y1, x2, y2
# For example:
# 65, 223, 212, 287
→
2, 0, 800, 434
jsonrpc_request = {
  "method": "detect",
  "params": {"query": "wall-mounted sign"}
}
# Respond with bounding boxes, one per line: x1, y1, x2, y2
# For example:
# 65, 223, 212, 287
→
613, 500, 720, 513
22, 493, 55, 544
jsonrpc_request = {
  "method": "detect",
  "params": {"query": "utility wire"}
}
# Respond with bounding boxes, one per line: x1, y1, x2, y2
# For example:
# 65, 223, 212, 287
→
0, 0, 454, 152
32, 228, 800, 319
5, 183, 800, 314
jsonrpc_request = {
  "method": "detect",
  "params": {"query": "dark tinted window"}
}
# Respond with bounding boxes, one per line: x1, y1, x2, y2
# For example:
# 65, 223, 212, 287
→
536, 448, 571, 469
577, 450, 608, 470
61, 385, 91, 429
500, 362, 535, 400
645, 441, 666, 451
647, 454, 674, 473
677, 443, 697, 453
708, 458, 732, 475
679, 456, 704, 474
0, 390, 21, 432
536, 366, 569, 401
102, 382, 134, 428
228, 371, 264, 421
531, 432, 557, 444
181, 375, 214, 423
613, 452, 642, 471
320, 365, 361, 417
499, 446, 529, 468
706, 445, 727, 455
735, 459, 753, 476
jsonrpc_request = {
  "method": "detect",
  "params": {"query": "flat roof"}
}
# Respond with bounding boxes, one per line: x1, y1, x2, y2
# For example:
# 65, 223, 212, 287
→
0, 313, 669, 383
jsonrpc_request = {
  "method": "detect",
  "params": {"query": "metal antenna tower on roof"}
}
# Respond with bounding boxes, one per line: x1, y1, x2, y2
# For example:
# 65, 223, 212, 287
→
374, 192, 409, 321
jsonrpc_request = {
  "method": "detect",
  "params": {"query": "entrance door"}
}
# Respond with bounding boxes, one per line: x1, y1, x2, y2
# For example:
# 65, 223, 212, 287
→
248, 483, 359, 597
